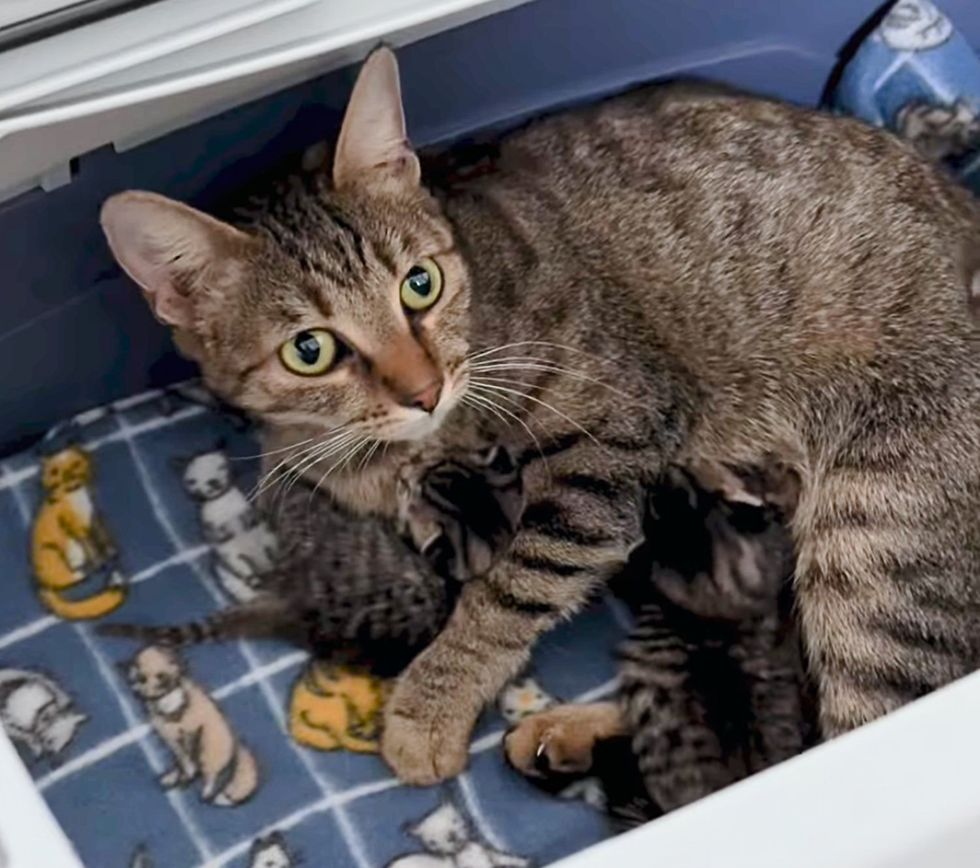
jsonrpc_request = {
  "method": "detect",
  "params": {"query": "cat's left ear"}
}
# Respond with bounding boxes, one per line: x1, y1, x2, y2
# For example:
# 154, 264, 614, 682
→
333, 47, 420, 194
100, 191, 256, 332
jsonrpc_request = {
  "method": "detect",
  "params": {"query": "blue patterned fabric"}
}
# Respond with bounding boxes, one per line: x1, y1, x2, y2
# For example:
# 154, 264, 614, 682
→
0, 384, 621, 868
834, 0, 980, 192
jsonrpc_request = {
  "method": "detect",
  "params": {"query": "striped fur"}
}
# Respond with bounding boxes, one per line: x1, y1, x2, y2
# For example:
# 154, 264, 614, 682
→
506, 462, 810, 823
98, 446, 522, 673
102, 53, 980, 785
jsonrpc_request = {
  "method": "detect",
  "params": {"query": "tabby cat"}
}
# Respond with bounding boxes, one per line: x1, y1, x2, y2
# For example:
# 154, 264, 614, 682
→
100, 48, 980, 784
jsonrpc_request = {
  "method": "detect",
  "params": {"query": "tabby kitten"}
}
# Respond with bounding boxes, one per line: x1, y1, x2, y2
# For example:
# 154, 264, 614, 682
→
100, 445, 522, 674
100, 49, 980, 784
506, 461, 809, 821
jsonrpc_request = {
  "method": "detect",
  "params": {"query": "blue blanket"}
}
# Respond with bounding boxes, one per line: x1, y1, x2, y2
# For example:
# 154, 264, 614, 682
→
835, 0, 980, 192
0, 384, 622, 868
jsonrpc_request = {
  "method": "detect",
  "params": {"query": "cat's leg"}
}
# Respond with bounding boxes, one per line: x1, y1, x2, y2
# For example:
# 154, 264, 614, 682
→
160, 749, 197, 788
795, 413, 980, 737
729, 613, 804, 772
619, 601, 731, 812
381, 462, 645, 784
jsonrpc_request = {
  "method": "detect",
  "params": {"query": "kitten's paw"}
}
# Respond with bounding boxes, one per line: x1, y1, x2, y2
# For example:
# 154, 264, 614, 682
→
381, 689, 472, 785
504, 703, 623, 778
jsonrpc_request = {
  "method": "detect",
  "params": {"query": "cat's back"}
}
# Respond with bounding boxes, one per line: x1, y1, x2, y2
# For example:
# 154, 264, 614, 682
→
448, 82, 980, 371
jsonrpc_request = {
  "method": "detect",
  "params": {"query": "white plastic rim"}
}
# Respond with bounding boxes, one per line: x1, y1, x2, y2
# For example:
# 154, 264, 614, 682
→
554, 668, 980, 868
0, 0, 318, 118
0, 0, 535, 137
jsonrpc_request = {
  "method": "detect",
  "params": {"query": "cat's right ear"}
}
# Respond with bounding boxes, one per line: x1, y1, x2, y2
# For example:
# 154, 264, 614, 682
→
100, 191, 255, 330
333, 47, 420, 194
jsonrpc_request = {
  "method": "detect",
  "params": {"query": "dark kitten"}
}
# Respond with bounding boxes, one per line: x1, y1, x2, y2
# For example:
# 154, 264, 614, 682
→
506, 461, 810, 823
99, 445, 522, 675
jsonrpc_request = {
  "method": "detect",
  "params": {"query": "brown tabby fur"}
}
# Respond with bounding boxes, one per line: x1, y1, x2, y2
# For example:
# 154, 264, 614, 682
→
101, 50, 980, 785
507, 461, 810, 820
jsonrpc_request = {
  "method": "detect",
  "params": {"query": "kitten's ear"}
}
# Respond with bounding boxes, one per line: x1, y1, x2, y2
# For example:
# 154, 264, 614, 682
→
333, 47, 420, 194
100, 191, 254, 329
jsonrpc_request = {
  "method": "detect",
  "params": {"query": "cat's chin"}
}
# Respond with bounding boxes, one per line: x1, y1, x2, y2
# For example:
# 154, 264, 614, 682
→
386, 412, 447, 442
384, 395, 459, 442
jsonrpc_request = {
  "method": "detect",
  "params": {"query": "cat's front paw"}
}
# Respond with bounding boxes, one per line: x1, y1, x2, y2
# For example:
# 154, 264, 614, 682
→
381, 680, 472, 785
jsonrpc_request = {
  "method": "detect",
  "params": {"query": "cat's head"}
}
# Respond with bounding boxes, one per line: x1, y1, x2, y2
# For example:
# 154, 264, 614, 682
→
101, 48, 471, 452
248, 832, 295, 868
498, 676, 555, 724
408, 802, 470, 855
180, 448, 232, 500
125, 645, 185, 700
40, 446, 92, 495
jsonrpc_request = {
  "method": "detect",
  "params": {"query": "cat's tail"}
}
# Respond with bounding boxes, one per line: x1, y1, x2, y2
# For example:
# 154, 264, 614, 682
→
96, 596, 294, 646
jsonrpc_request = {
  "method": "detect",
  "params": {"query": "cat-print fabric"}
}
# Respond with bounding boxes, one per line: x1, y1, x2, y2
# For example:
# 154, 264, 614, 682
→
0, 384, 622, 867
836, 0, 980, 190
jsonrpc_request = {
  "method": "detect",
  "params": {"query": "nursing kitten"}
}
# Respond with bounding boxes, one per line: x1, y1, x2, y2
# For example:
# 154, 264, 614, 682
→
101, 49, 980, 784
506, 462, 808, 820
101, 445, 520, 674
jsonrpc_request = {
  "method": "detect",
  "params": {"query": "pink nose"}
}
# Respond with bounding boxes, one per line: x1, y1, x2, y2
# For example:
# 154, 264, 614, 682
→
405, 380, 442, 413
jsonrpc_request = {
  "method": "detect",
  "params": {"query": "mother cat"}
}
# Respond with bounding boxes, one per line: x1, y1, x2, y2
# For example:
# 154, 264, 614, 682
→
100, 48, 980, 784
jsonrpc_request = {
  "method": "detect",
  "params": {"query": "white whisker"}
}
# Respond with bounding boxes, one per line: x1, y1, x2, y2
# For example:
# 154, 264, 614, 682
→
356, 439, 381, 472
309, 436, 371, 502
230, 436, 316, 462
466, 339, 614, 367
469, 379, 604, 451
462, 391, 548, 469
248, 432, 348, 501
279, 430, 363, 501
468, 359, 635, 401
251, 428, 357, 502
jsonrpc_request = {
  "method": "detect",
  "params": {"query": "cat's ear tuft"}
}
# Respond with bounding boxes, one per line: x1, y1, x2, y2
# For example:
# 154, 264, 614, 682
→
100, 191, 254, 329
333, 47, 420, 194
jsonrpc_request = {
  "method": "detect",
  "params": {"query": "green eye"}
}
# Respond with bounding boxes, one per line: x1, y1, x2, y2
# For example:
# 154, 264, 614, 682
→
279, 329, 336, 376
400, 258, 443, 312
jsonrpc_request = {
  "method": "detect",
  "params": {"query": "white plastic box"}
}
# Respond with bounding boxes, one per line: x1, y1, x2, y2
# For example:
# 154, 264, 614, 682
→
2, 1, 979, 866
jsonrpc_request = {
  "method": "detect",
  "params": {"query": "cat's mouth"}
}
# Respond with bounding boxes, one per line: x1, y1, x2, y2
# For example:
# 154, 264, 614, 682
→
380, 372, 464, 442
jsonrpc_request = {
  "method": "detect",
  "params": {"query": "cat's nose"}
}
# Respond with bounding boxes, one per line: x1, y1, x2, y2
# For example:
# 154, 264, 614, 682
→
404, 379, 443, 413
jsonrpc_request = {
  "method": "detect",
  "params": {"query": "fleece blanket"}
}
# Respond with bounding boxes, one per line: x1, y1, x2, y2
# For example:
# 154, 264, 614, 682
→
834, 0, 980, 192
0, 384, 622, 868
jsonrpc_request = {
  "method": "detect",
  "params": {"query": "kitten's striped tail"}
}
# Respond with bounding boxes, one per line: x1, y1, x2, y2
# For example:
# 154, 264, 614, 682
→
96, 596, 292, 646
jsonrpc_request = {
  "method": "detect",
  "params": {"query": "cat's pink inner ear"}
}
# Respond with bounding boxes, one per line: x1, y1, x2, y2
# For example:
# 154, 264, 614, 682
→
100, 191, 250, 328
333, 46, 421, 192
